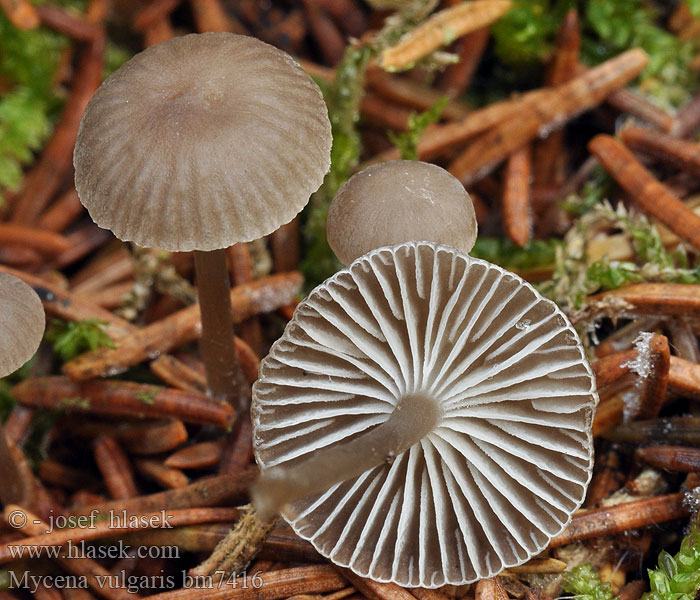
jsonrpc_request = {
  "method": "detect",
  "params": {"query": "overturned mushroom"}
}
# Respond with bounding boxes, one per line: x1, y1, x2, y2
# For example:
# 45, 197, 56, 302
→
252, 241, 597, 587
326, 160, 477, 265
73, 32, 331, 407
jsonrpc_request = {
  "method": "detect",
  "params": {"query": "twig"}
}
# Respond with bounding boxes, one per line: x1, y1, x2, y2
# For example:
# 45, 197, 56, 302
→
36, 3, 101, 41
590, 134, 700, 252
120, 420, 188, 455
635, 446, 700, 472
165, 441, 225, 470
674, 91, 700, 138
62, 273, 302, 381
669, 355, 700, 400
0, 264, 135, 339
620, 126, 700, 178
606, 88, 676, 133
271, 219, 301, 273
590, 283, 700, 315
448, 49, 649, 184
378, 1, 512, 71
302, 0, 345, 66
585, 448, 625, 507
189, 0, 247, 34
13, 377, 235, 429
0, 0, 38, 29
47, 225, 112, 271
69, 470, 255, 517
228, 243, 263, 357
0, 224, 70, 254
361, 92, 412, 131
189, 504, 276, 577
334, 567, 414, 600
604, 417, 700, 445
314, 0, 365, 37
37, 188, 84, 232
549, 493, 688, 547
366, 68, 469, 120
533, 9, 580, 185
0, 246, 41, 270
436, 27, 490, 98
150, 354, 206, 393
132, 0, 178, 30
94, 435, 139, 499
134, 459, 189, 489
502, 145, 532, 246
367, 88, 551, 164
147, 565, 346, 600
632, 333, 670, 420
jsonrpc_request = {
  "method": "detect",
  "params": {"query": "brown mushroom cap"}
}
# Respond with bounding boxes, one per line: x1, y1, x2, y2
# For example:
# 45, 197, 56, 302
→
0, 274, 45, 378
74, 32, 331, 252
326, 161, 477, 265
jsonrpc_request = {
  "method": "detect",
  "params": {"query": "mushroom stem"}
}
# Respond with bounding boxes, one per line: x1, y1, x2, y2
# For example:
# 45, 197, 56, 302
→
193, 249, 241, 410
252, 392, 441, 522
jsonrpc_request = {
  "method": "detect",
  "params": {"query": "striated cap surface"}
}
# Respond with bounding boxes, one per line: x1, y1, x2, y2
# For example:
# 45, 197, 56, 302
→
327, 161, 477, 265
74, 32, 331, 252
0, 274, 45, 377
253, 241, 597, 587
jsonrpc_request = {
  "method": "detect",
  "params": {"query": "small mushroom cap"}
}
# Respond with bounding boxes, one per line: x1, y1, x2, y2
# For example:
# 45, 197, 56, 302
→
253, 242, 597, 587
74, 32, 332, 252
326, 161, 477, 265
0, 274, 45, 378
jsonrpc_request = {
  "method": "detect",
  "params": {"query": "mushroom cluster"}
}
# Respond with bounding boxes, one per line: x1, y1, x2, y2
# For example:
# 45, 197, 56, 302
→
73, 32, 331, 406
252, 241, 598, 587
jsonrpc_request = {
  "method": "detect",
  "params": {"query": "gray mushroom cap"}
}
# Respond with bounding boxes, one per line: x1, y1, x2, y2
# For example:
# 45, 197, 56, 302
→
0, 274, 45, 378
326, 161, 477, 265
252, 241, 597, 587
74, 32, 332, 252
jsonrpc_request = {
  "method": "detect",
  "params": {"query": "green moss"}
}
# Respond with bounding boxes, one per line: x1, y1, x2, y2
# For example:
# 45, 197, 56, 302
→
45, 318, 115, 362
491, 0, 698, 107
300, 44, 372, 289
471, 237, 560, 271
388, 96, 448, 161
562, 563, 618, 600
643, 523, 700, 600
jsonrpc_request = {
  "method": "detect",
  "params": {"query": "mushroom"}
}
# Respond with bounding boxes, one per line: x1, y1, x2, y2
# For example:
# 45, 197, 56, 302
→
326, 161, 477, 265
0, 273, 45, 506
73, 32, 332, 407
0, 273, 45, 378
252, 241, 597, 587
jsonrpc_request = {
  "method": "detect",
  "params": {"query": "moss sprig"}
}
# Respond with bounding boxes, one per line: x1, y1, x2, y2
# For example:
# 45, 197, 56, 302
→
643, 522, 700, 600
388, 96, 449, 161
491, 0, 698, 107
562, 563, 618, 600
45, 318, 115, 363
0, 11, 70, 204
540, 201, 700, 310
